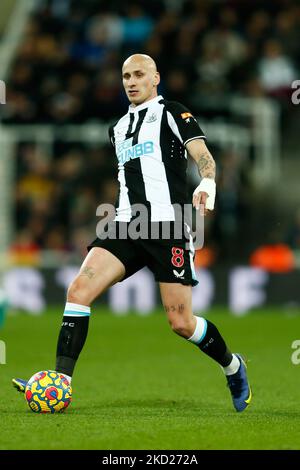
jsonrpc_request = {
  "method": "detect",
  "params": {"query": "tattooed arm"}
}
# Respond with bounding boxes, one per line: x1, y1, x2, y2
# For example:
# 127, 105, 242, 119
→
79, 266, 96, 279
185, 139, 216, 213
186, 138, 216, 180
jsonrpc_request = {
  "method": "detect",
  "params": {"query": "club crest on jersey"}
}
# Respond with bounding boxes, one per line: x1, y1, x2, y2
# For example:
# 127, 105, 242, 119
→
146, 113, 157, 123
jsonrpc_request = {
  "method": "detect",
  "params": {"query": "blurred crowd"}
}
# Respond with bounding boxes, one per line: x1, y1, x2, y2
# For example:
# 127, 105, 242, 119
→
4, 0, 300, 264
3, 0, 299, 124
13, 141, 118, 260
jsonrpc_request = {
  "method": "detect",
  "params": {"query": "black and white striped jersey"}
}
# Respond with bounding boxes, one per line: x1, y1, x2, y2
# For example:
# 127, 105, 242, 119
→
108, 95, 206, 222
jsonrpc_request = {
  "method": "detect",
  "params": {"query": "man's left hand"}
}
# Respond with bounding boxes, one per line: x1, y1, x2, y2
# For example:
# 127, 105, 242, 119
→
193, 178, 216, 215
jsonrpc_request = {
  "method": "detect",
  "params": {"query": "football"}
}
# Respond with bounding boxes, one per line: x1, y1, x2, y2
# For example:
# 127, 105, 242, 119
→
25, 370, 72, 413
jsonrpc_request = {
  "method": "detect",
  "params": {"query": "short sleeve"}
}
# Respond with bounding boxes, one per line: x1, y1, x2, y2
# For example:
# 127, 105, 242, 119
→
165, 101, 206, 146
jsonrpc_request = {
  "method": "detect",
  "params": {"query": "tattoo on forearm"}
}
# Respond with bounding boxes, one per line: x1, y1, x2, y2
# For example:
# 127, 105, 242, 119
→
79, 267, 96, 279
197, 152, 216, 179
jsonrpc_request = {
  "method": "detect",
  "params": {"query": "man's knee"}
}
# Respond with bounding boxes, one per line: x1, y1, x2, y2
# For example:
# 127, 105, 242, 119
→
169, 317, 188, 337
67, 277, 94, 305
166, 306, 195, 338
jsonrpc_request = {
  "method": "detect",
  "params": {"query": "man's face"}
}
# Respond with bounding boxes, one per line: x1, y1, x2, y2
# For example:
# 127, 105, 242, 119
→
122, 59, 159, 106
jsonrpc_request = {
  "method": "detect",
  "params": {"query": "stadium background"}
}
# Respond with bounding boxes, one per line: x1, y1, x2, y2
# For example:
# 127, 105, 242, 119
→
0, 0, 300, 451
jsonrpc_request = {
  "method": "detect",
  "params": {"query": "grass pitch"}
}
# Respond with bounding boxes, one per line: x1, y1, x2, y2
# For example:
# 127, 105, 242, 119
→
1, 306, 300, 450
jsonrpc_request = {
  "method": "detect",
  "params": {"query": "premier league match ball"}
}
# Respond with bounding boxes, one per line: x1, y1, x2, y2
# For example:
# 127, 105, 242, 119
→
25, 370, 72, 413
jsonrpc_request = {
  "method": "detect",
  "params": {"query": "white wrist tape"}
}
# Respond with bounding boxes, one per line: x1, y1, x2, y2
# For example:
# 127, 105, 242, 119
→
193, 178, 216, 210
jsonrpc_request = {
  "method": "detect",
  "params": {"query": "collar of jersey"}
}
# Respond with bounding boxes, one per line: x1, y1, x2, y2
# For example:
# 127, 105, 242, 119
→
128, 95, 163, 113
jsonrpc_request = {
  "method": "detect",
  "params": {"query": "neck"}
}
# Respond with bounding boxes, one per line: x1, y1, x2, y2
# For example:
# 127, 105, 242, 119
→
130, 92, 158, 107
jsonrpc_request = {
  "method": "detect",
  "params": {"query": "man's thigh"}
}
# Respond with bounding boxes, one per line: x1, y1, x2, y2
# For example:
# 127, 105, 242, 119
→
68, 246, 128, 305
79, 246, 126, 287
88, 223, 147, 281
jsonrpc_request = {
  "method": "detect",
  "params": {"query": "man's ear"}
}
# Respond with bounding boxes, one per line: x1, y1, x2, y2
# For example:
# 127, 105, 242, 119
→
154, 72, 160, 87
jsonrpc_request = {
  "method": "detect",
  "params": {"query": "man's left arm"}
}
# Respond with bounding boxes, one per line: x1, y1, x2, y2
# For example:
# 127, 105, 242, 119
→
186, 138, 216, 214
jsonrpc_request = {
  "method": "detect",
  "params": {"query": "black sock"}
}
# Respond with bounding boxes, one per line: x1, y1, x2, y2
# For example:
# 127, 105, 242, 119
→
197, 320, 232, 367
56, 315, 89, 376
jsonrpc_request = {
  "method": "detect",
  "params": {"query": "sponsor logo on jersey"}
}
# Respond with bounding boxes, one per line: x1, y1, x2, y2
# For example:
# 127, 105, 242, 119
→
173, 269, 185, 279
116, 138, 154, 164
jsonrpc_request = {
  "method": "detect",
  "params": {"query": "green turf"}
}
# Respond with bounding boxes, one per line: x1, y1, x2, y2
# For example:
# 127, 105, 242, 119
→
1, 306, 300, 450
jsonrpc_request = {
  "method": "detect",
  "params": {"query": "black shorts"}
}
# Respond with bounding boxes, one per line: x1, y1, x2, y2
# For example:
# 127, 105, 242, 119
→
88, 221, 198, 287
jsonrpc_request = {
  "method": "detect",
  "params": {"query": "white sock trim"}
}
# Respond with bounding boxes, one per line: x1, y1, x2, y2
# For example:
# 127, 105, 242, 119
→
187, 316, 207, 344
64, 302, 91, 317
65, 302, 90, 313
222, 354, 240, 376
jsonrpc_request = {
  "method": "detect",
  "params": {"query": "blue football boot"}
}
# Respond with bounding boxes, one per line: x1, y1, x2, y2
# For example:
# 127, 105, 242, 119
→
12, 378, 27, 393
226, 354, 252, 412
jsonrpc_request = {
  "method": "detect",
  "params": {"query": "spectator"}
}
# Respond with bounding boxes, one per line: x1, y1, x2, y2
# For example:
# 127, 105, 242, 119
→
5, 0, 298, 261
258, 39, 297, 99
